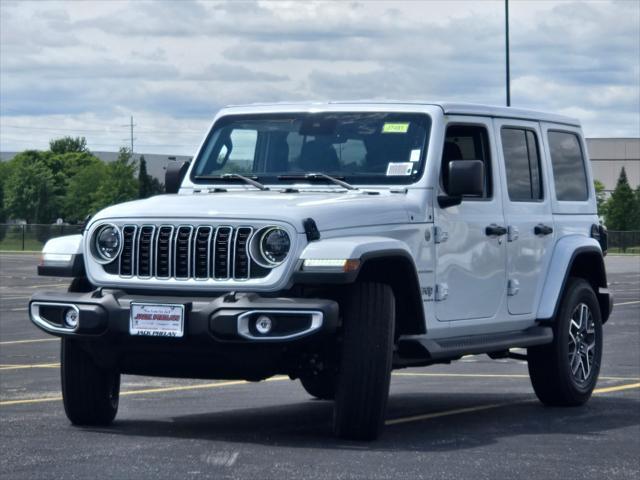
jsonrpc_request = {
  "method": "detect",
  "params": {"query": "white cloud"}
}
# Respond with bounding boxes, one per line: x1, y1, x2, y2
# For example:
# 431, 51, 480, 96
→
1, 0, 638, 156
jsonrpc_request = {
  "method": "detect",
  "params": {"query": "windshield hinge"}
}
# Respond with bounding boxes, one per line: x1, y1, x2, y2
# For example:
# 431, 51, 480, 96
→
434, 226, 448, 244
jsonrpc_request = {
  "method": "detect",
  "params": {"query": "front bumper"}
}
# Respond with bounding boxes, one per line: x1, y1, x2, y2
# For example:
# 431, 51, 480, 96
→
29, 289, 339, 343
29, 290, 339, 380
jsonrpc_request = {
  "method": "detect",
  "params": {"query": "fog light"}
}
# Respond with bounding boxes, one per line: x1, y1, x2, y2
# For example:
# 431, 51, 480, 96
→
64, 308, 79, 328
255, 315, 272, 335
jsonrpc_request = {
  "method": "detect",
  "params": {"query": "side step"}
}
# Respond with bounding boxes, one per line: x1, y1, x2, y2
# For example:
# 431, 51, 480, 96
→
397, 326, 553, 364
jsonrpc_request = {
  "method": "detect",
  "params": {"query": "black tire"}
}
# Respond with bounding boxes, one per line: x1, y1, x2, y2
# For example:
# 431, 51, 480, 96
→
68, 277, 94, 293
61, 338, 120, 426
300, 370, 336, 400
333, 282, 395, 440
528, 277, 603, 406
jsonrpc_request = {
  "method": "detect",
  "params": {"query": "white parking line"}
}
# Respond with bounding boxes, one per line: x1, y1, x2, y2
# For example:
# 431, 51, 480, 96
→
614, 300, 640, 306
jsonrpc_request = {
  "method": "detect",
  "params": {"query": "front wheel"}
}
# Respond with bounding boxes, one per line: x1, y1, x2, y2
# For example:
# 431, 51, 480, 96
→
528, 277, 603, 406
61, 339, 120, 426
299, 370, 336, 400
333, 282, 395, 440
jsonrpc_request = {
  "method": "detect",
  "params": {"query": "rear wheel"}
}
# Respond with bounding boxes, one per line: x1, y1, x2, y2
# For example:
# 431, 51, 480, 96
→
61, 338, 120, 425
528, 277, 603, 406
333, 282, 395, 440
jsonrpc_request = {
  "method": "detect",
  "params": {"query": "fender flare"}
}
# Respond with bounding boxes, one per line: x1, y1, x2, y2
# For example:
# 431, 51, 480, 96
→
294, 236, 426, 334
38, 234, 85, 277
536, 236, 609, 322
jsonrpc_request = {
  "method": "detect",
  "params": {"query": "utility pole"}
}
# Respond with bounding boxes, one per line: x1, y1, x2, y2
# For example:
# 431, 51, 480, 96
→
130, 115, 135, 154
122, 116, 136, 159
505, 0, 511, 107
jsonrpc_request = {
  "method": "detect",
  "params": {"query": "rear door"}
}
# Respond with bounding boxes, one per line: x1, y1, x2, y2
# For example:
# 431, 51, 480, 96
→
493, 119, 554, 316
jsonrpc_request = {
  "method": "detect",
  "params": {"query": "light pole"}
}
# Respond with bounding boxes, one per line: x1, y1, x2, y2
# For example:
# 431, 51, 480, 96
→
505, 0, 511, 107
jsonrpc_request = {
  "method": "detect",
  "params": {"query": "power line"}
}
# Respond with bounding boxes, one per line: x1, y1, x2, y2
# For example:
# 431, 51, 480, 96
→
1, 124, 203, 135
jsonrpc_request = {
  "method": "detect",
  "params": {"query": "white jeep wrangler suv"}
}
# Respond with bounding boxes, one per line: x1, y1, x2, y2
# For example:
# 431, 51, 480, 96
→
31, 101, 611, 440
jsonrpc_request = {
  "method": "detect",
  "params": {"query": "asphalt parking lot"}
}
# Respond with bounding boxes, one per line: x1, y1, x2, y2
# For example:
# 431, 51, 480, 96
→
1, 253, 638, 479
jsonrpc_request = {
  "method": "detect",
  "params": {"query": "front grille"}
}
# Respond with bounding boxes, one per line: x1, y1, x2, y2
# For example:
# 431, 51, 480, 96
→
114, 224, 269, 281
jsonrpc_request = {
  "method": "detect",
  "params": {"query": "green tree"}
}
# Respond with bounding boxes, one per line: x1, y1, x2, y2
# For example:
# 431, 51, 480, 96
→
631, 186, 640, 231
138, 155, 152, 198
594, 179, 607, 217
4, 151, 57, 223
0, 161, 10, 241
62, 157, 107, 223
49, 136, 88, 154
604, 167, 635, 230
138, 155, 164, 198
0, 161, 8, 222
92, 147, 138, 211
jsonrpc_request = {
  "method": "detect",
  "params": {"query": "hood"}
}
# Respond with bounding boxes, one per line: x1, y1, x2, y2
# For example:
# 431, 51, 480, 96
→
91, 190, 415, 233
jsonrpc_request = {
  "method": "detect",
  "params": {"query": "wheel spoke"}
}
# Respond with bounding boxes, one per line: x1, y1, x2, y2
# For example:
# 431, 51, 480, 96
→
581, 304, 591, 330
580, 351, 590, 378
570, 318, 581, 333
571, 354, 581, 375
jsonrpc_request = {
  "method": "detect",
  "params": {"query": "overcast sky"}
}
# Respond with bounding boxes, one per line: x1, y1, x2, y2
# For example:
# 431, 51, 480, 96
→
1, 0, 638, 156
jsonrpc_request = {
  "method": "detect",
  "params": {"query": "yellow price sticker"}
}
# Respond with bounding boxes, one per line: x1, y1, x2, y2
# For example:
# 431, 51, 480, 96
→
382, 123, 409, 133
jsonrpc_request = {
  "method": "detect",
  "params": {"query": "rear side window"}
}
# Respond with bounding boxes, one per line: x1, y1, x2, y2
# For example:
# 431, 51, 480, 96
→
501, 128, 543, 201
548, 131, 589, 201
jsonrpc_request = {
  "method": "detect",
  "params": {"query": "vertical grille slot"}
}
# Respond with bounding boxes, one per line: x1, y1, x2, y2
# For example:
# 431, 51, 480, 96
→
155, 226, 174, 278
137, 226, 155, 277
174, 226, 193, 279
119, 226, 137, 276
214, 227, 233, 279
193, 226, 213, 279
233, 227, 253, 280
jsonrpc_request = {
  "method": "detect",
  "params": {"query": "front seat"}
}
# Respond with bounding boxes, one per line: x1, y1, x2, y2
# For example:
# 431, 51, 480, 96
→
299, 140, 340, 172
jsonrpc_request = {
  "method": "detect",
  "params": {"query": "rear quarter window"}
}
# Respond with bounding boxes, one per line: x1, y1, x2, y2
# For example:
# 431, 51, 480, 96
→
548, 131, 589, 201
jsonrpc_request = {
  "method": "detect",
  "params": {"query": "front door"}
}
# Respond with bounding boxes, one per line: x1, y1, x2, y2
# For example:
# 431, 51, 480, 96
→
493, 119, 554, 316
435, 118, 507, 322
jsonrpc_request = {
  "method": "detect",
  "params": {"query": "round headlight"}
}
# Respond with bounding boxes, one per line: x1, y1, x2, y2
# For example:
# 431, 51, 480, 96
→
257, 227, 290, 266
93, 224, 122, 263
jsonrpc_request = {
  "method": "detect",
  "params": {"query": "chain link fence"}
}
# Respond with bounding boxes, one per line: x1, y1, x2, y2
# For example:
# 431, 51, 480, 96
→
0, 224, 84, 251
1, 224, 639, 254
608, 231, 640, 254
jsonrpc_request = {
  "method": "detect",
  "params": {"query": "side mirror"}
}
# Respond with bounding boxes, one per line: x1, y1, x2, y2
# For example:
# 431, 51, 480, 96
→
438, 160, 484, 208
165, 161, 190, 194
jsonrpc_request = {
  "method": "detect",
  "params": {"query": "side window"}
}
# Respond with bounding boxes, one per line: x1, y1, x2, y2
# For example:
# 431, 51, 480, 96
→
441, 125, 492, 198
548, 131, 589, 201
501, 128, 543, 201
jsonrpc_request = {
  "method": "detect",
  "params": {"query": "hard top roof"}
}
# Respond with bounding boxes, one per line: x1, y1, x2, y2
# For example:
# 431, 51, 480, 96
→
221, 100, 581, 127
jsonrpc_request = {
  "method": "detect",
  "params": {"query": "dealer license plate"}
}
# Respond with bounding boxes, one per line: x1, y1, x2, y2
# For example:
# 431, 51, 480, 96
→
129, 303, 185, 338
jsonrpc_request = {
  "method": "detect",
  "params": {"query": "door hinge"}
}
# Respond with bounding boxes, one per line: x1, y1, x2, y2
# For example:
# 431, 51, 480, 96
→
434, 226, 448, 244
507, 225, 519, 242
435, 283, 448, 301
507, 279, 520, 296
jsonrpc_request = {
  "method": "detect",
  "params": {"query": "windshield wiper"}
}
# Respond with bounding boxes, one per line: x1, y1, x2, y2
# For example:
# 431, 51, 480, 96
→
277, 173, 357, 190
195, 173, 269, 191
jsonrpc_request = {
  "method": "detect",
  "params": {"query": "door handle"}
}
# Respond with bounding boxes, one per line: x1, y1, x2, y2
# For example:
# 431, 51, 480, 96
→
534, 224, 553, 236
485, 224, 507, 237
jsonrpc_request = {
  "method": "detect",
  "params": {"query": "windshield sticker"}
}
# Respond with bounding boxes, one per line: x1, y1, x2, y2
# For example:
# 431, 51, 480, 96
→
386, 162, 413, 176
409, 149, 421, 162
382, 123, 409, 134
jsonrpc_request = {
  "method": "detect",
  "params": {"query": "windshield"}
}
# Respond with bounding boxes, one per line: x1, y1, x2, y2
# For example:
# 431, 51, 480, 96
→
191, 112, 431, 185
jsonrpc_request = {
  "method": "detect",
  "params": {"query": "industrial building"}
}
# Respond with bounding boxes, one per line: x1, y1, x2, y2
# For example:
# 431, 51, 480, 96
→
2, 138, 639, 191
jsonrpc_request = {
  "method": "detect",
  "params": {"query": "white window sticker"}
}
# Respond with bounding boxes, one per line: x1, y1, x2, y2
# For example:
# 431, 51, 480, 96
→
386, 162, 413, 176
409, 149, 421, 162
